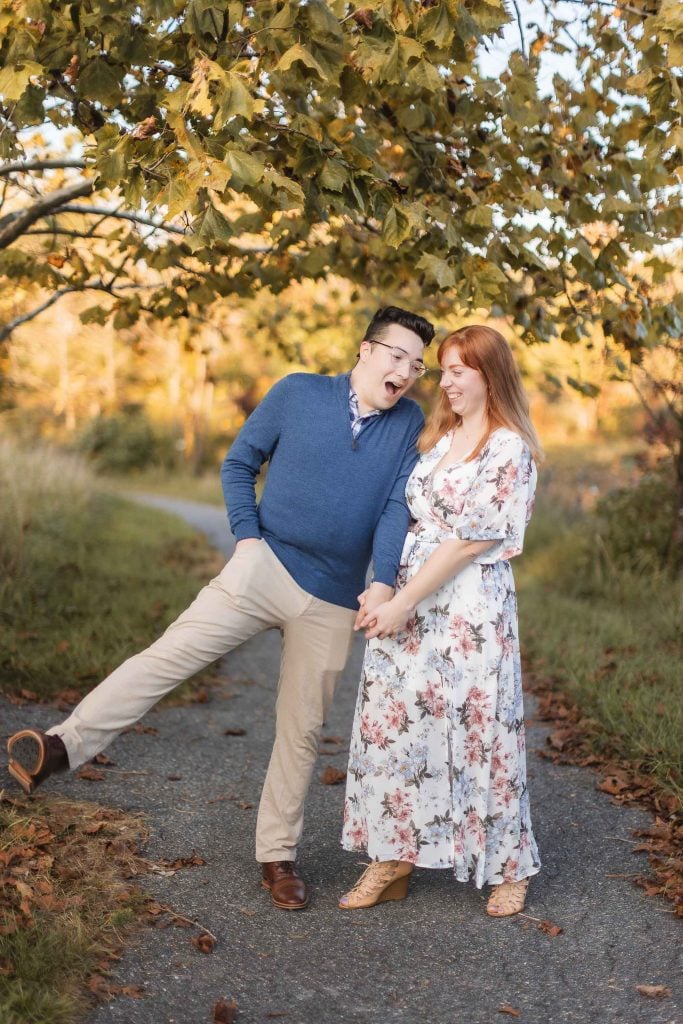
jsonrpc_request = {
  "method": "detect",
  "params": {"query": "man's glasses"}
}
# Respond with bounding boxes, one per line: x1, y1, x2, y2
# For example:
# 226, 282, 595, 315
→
370, 340, 427, 378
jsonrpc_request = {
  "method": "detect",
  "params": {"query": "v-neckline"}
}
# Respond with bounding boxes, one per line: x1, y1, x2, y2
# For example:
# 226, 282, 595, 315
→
430, 431, 476, 479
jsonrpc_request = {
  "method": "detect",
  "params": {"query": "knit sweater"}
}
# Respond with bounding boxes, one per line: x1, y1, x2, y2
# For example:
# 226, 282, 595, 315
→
221, 372, 424, 609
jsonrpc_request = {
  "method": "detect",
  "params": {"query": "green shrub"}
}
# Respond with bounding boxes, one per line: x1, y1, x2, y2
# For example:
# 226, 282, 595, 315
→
594, 474, 676, 572
77, 405, 174, 473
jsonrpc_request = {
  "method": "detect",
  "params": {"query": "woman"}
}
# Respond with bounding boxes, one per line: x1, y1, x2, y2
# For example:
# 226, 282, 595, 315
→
340, 325, 542, 917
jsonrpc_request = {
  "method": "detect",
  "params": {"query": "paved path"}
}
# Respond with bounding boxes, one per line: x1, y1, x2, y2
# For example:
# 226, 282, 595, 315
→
2, 497, 680, 1024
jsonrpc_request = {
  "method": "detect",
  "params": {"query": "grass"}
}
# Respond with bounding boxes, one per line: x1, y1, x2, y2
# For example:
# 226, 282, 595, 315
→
0, 793, 149, 1024
107, 467, 225, 506
0, 440, 226, 1023
0, 440, 224, 701
517, 443, 682, 805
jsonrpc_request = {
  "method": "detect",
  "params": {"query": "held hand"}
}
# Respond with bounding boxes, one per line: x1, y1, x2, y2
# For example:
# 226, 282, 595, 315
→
354, 582, 394, 631
363, 595, 414, 640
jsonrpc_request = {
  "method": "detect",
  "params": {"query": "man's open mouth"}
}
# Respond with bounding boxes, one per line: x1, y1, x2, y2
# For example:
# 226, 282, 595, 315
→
385, 381, 402, 397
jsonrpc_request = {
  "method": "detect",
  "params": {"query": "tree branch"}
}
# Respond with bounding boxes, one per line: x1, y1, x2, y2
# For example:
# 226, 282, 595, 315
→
511, 0, 527, 61
23, 228, 110, 239
0, 280, 157, 344
0, 159, 87, 177
0, 179, 94, 249
56, 204, 186, 235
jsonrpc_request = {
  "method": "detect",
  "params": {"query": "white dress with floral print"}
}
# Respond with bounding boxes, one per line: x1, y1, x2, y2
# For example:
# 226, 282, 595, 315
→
342, 428, 541, 888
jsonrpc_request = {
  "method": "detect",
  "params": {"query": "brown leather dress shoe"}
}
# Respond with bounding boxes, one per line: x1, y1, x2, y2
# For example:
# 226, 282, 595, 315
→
7, 729, 69, 794
261, 861, 309, 910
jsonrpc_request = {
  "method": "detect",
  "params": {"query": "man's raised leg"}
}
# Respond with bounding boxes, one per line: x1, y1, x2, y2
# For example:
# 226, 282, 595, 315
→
8, 543, 280, 790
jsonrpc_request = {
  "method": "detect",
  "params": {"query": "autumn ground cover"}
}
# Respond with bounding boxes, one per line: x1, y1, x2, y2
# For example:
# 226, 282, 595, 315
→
0, 440, 224, 1021
517, 441, 682, 913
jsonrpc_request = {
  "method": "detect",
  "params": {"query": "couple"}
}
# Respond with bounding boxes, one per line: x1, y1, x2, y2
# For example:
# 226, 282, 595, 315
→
7, 305, 541, 918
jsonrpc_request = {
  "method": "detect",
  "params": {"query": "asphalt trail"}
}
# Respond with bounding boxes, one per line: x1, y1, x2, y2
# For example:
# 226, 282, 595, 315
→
2, 496, 679, 1024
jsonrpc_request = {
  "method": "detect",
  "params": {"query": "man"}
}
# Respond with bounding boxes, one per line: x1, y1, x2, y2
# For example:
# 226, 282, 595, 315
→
7, 306, 435, 910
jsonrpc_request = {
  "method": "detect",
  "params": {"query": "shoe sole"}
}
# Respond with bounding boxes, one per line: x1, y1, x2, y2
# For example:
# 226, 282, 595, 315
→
7, 731, 45, 794
260, 881, 309, 910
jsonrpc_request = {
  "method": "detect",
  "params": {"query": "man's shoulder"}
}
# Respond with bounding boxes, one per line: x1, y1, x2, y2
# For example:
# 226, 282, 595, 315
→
273, 371, 342, 395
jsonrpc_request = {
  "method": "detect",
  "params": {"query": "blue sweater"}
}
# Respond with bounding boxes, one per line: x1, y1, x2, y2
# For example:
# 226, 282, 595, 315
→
221, 372, 424, 609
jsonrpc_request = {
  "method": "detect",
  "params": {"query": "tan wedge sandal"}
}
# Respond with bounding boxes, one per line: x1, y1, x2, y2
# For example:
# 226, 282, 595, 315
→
338, 860, 413, 910
486, 878, 529, 917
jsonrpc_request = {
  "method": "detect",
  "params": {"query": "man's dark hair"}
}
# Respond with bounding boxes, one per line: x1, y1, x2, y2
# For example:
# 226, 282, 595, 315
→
363, 306, 435, 347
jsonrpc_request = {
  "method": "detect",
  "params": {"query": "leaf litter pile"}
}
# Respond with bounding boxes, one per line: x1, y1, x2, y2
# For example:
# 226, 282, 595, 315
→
529, 672, 682, 917
0, 789, 217, 1021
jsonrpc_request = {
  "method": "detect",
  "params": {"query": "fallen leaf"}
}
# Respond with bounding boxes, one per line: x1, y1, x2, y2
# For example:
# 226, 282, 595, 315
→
47, 253, 67, 268
120, 984, 144, 998
636, 984, 672, 999
213, 998, 238, 1023
167, 775, 182, 781
53, 687, 85, 708
598, 774, 630, 796
192, 932, 215, 954
122, 724, 158, 735
320, 766, 346, 785
56, 639, 70, 653
537, 918, 563, 937
321, 735, 343, 744
77, 765, 105, 782
84, 821, 108, 834
224, 727, 247, 736
93, 754, 115, 765
498, 1006, 521, 1018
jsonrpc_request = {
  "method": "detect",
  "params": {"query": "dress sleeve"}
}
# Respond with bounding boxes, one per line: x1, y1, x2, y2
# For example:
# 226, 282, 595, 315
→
454, 431, 536, 564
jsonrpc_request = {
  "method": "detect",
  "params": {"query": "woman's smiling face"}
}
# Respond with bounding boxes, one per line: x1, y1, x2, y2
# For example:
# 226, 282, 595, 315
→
439, 346, 488, 419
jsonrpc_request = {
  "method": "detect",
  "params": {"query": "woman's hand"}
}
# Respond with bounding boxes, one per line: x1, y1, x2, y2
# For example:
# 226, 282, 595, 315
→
362, 595, 415, 640
354, 582, 394, 631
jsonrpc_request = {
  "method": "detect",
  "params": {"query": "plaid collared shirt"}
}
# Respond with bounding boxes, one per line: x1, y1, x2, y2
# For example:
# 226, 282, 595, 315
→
349, 386, 382, 439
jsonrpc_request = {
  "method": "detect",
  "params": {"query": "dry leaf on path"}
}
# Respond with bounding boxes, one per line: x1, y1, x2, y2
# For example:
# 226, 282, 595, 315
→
192, 932, 215, 954
224, 728, 247, 736
636, 984, 672, 999
321, 766, 346, 785
214, 997, 238, 1022
498, 1006, 521, 1018
77, 765, 105, 782
537, 918, 563, 937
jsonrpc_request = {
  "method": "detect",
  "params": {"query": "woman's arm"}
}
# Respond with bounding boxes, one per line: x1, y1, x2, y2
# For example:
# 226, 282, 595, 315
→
356, 536, 494, 639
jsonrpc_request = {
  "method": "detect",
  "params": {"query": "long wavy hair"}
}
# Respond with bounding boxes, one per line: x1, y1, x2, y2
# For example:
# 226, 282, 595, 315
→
418, 325, 542, 461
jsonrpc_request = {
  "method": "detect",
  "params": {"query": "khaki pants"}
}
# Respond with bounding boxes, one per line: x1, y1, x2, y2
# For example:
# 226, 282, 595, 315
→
48, 540, 356, 862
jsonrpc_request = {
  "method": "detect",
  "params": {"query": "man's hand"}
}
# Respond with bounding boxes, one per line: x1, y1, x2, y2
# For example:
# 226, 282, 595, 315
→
362, 594, 415, 640
354, 581, 394, 631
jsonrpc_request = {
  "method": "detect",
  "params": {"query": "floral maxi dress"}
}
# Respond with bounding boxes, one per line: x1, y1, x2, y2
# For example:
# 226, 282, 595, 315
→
342, 428, 541, 888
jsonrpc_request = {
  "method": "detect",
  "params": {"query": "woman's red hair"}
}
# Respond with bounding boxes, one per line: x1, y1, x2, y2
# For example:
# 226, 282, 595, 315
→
418, 325, 542, 461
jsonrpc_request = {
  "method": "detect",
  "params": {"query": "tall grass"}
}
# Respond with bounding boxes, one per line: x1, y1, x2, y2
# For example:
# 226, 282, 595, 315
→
0, 439, 222, 700
518, 445, 682, 803
0, 439, 92, 579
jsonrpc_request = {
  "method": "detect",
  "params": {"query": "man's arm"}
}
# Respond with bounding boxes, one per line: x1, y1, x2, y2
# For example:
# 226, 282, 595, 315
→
369, 411, 423, 588
220, 378, 289, 541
